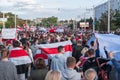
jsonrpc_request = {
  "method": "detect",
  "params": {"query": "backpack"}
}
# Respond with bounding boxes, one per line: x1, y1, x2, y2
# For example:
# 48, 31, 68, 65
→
83, 57, 99, 73
96, 58, 108, 80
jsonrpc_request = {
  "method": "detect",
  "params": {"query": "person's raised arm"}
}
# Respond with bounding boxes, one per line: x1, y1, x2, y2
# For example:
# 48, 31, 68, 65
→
94, 38, 98, 50
109, 51, 120, 73
104, 46, 109, 58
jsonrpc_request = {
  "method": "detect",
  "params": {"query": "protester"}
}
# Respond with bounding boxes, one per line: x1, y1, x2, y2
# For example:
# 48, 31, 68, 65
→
23, 41, 34, 63
90, 41, 94, 49
72, 39, 84, 62
1, 25, 120, 80
6, 39, 12, 50
23, 41, 34, 79
20, 34, 28, 45
0, 45, 6, 59
45, 70, 61, 80
84, 68, 98, 80
51, 46, 66, 72
62, 57, 82, 80
76, 49, 89, 69
30, 58, 48, 80
31, 38, 39, 56
0, 48, 18, 80
83, 49, 110, 80
109, 51, 120, 73
90, 39, 100, 57
83, 49, 109, 72
9, 40, 31, 80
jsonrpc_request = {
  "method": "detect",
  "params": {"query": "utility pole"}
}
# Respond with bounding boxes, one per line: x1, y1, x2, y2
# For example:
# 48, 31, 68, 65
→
75, 18, 77, 29
73, 19, 75, 29
93, 6, 95, 33
3, 13, 5, 28
15, 14, 17, 28
108, 0, 110, 33
84, 11, 87, 32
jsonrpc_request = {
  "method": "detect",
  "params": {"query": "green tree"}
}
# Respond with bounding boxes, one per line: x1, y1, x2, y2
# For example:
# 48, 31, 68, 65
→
0, 12, 29, 28
97, 9, 120, 31
86, 17, 93, 29
111, 9, 120, 30
41, 16, 58, 27
99, 12, 108, 31
68, 19, 74, 29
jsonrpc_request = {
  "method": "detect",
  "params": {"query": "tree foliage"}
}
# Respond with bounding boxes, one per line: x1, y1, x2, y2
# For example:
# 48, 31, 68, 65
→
112, 9, 120, 29
96, 9, 120, 31
41, 16, 58, 27
0, 12, 33, 28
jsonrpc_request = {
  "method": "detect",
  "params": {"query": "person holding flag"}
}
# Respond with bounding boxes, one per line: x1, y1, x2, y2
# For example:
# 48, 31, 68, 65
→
109, 51, 120, 73
51, 46, 67, 72
9, 40, 31, 80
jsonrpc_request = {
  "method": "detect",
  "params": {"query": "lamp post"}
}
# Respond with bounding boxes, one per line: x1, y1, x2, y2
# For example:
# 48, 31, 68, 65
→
108, 0, 110, 33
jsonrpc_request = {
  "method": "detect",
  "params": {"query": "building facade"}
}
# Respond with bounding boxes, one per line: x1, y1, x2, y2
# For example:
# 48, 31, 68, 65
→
95, 0, 120, 21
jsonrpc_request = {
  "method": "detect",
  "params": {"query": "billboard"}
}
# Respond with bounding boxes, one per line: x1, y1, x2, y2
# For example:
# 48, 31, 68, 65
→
80, 22, 89, 27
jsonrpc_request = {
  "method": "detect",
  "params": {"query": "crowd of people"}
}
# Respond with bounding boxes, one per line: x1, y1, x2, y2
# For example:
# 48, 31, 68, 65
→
0, 27, 120, 80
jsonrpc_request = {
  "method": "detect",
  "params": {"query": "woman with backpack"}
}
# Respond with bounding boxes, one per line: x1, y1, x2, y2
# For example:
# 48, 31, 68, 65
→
82, 49, 110, 80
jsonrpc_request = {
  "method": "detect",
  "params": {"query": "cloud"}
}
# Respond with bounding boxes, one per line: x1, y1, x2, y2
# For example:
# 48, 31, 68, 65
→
8, 0, 36, 4
0, 0, 14, 7
0, 0, 44, 14
0, 0, 99, 20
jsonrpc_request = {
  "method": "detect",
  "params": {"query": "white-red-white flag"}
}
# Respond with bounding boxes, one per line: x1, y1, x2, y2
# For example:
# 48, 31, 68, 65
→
34, 40, 72, 63
9, 47, 31, 65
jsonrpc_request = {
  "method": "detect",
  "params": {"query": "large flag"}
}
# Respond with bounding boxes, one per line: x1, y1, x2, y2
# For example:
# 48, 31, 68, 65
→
88, 33, 120, 61
34, 40, 72, 61
9, 47, 31, 65
95, 34, 120, 60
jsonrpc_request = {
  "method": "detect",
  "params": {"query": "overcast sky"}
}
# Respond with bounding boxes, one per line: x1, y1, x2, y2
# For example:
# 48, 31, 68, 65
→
0, 0, 108, 20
